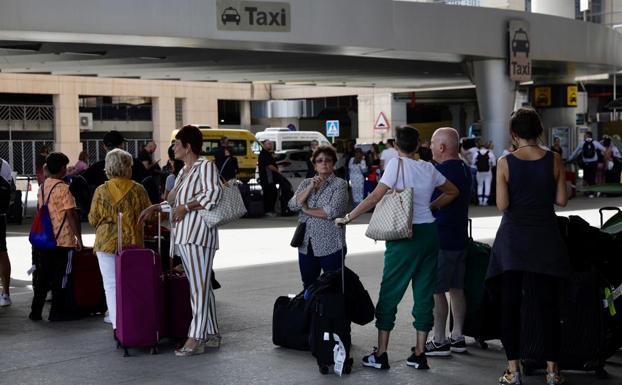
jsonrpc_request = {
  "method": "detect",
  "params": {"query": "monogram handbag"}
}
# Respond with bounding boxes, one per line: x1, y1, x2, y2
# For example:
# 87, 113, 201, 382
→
365, 158, 413, 241
199, 178, 247, 228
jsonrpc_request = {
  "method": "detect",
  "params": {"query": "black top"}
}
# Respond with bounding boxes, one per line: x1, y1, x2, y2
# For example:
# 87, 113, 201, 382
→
82, 158, 148, 187
218, 155, 238, 181
258, 149, 276, 185
488, 151, 569, 279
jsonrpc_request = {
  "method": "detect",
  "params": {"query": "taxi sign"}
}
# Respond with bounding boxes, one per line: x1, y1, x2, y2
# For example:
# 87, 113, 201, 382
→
326, 120, 340, 137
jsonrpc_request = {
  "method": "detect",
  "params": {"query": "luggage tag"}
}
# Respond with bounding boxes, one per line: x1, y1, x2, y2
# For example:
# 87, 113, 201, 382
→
604, 285, 622, 317
324, 332, 346, 376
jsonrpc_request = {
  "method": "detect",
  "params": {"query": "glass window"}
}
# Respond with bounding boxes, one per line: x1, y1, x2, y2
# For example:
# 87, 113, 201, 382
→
202, 139, 247, 156
282, 140, 313, 150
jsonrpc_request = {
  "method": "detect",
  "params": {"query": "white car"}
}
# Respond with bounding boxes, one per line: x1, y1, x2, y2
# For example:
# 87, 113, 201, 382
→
275, 149, 310, 178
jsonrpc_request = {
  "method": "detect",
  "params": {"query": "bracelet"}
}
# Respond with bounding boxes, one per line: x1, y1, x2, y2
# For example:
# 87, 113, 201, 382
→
184, 203, 190, 212
345, 213, 351, 223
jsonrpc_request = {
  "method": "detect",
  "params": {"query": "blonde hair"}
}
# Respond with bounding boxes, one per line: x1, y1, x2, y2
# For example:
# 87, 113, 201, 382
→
105, 148, 133, 179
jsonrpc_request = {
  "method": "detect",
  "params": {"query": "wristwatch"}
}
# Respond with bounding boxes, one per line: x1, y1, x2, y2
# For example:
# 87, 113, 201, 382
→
344, 213, 351, 223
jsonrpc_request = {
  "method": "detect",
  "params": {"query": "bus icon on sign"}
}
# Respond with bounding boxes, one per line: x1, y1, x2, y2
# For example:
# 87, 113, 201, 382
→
221, 7, 241, 25
511, 28, 530, 58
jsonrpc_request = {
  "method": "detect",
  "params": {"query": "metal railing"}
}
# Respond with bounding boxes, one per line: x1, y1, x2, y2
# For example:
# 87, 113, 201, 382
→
82, 138, 152, 164
0, 140, 55, 175
0, 104, 54, 122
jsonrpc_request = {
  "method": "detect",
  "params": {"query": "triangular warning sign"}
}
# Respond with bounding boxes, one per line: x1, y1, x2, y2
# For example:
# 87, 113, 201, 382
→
374, 112, 390, 130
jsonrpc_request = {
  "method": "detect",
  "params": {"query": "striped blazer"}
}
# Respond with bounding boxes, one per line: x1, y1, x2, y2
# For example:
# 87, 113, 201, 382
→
172, 158, 221, 249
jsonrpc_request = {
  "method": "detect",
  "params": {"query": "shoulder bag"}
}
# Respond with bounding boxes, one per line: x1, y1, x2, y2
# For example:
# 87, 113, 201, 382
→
365, 158, 413, 241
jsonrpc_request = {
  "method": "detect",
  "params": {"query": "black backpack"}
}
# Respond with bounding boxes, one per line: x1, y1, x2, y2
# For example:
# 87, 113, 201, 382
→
582, 141, 596, 159
476, 151, 491, 172
0, 160, 16, 214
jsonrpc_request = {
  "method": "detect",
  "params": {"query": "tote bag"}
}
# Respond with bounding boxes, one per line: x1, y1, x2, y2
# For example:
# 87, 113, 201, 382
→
365, 158, 413, 241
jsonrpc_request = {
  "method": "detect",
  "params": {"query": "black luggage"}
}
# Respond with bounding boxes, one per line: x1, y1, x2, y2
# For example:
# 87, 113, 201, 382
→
240, 182, 264, 218
458, 219, 501, 349
272, 291, 310, 351
6, 189, 22, 224
277, 176, 295, 217
520, 215, 622, 378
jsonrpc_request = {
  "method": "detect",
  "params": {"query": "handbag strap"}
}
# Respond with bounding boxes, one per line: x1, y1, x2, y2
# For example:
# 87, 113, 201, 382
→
395, 158, 406, 190
40, 180, 68, 240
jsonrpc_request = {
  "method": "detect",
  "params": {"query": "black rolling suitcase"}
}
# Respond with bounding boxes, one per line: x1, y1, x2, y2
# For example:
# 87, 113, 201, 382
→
520, 215, 622, 378
457, 219, 501, 349
240, 182, 264, 218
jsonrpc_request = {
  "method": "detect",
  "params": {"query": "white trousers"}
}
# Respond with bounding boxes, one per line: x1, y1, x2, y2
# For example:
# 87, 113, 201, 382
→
178, 244, 218, 340
476, 171, 493, 206
96, 252, 116, 329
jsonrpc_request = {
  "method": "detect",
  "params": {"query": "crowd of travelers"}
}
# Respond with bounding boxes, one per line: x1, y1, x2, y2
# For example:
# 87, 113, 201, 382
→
0, 108, 619, 384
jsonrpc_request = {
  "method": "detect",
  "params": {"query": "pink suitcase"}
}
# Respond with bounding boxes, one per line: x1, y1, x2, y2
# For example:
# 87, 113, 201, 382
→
115, 213, 164, 356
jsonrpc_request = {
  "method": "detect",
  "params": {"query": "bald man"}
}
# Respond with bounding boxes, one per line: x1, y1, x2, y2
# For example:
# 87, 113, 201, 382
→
426, 127, 472, 356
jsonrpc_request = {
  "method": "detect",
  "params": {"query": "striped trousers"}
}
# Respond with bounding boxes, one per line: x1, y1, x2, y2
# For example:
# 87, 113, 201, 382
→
177, 244, 218, 340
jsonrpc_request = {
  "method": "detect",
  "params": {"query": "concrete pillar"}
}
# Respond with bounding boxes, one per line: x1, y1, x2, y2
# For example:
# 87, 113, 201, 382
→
473, 59, 516, 157
53, 92, 81, 163
448, 104, 462, 133
182, 96, 218, 128
531, 0, 575, 19
240, 100, 251, 130
152, 96, 176, 164
356, 92, 405, 143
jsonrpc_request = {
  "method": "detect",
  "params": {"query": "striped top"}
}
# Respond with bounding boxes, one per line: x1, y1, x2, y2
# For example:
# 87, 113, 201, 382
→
172, 158, 221, 249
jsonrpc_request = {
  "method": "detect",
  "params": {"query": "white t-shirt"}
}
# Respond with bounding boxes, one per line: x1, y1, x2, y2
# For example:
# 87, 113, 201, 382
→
379, 157, 447, 224
380, 147, 398, 167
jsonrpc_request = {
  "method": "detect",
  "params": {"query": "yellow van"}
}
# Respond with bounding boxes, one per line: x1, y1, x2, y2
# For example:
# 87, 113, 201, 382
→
171, 125, 259, 182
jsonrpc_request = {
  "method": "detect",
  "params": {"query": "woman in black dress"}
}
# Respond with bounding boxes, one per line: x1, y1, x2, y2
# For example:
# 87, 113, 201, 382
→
488, 108, 569, 385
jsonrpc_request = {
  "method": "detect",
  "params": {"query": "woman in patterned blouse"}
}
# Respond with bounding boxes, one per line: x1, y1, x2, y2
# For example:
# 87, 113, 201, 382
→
288, 146, 349, 289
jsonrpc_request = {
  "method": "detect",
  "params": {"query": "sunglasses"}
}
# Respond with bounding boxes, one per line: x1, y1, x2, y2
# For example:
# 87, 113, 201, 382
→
314, 158, 333, 164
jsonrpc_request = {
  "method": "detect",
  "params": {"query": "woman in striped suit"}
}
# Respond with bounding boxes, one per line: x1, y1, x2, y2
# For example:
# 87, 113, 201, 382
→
139, 125, 221, 356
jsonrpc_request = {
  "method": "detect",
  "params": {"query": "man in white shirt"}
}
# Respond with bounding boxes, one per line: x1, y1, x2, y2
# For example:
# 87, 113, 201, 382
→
380, 139, 398, 171
473, 145, 496, 206
0, 158, 13, 306
569, 131, 613, 188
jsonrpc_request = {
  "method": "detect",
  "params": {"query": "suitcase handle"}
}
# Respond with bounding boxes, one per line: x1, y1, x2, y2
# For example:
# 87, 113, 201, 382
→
338, 223, 346, 295
599, 206, 621, 228
468, 218, 473, 239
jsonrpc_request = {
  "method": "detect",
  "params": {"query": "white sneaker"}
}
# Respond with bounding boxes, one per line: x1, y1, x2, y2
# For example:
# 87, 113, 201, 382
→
103, 311, 112, 324
265, 212, 277, 218
0, 293, 12, 307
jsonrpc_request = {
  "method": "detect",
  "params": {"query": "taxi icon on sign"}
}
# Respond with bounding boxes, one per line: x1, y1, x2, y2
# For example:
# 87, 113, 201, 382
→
221, 7, 241, 25
511, 28, 530, 58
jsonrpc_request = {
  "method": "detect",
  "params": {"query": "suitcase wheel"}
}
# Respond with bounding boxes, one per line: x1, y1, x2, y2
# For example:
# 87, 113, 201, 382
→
318, 365, 329, 375
123, 348, 130, 357
477, 339, 488, 350
150, 345, 159, 355
595, 367, 608, 379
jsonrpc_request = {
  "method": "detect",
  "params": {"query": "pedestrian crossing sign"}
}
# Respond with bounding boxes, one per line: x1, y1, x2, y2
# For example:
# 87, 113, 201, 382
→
326, 120, 340, 137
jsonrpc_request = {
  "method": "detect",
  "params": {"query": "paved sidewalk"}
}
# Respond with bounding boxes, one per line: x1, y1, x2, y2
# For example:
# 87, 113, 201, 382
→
1, 197, 621, 384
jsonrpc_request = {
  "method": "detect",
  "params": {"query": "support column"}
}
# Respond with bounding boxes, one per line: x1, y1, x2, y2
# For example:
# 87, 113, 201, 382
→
448, 104, 462, 134
54, 92, 81, 163
473, 59, 516, 157
530, 0, 575, 18
152, 96, 177, 164
240, 100, 251, 130
182, 96, 218, 128
357, 92, 405, 143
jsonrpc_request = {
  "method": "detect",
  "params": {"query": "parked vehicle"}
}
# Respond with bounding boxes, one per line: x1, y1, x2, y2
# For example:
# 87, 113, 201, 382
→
255, 129, 331, 152
171, 125, 259, 182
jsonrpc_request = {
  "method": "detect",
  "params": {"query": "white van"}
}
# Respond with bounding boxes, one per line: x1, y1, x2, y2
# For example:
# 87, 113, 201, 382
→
254, 128, 331, 152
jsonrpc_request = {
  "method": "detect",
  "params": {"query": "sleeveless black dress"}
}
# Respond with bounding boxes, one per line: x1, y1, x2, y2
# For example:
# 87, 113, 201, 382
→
487, 151, 569, 279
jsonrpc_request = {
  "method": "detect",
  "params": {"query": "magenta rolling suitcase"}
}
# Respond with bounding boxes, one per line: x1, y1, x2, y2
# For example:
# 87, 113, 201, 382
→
115, 213, 164, 356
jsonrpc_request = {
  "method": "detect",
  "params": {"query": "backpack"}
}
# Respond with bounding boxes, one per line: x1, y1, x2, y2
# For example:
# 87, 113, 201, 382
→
476, 151, 491, 172
0, 160, 16, 214
582, 140, 596, 159
29, 181, 67, 250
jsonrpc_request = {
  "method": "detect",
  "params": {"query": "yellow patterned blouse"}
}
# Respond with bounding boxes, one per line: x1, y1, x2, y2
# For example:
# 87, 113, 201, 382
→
88, 177, 152, 254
